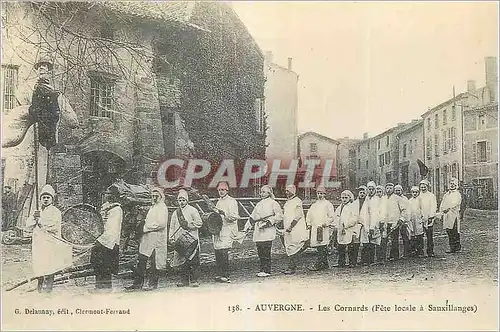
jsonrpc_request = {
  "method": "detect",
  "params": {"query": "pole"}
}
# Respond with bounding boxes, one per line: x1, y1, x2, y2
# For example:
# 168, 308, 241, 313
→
33, 122, 40, 211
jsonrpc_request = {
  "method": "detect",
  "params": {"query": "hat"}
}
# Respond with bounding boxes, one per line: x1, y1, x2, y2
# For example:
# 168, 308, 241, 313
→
367, 181, 376, 188
33, 57, 54, 71
394, 184, 403, 191
411, 186, 419, 192
419, 179, 430, 187
177, 189, 189, 200
375, 185, 385, 192
151, 187, 165, 200
357, 185, 367, 191
450, 177, 459, 187
40, 184, 55, 198
385, 182, 394, 187
285, 184, 297, 195
316, 186, 326, 193
341, 190, 354, 200
216, 182, 229, 190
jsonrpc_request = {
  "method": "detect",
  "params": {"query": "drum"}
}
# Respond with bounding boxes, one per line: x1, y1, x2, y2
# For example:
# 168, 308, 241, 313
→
174, 231, 198, 258
203, 212, 223, 235
62, 204, 103, 246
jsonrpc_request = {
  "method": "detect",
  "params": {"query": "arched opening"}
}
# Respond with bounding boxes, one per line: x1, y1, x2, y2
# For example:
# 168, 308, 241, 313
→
81, 151, 126, 208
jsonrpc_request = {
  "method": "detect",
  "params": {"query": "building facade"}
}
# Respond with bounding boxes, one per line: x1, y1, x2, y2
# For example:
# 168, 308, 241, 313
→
336, 137, 360, 190
264, 51, 299, 161
297, 131, 340, 200
463, 103, 498, 209
1, 2, 266, 209
421, 56, 497, 201
397, 120, 424, 191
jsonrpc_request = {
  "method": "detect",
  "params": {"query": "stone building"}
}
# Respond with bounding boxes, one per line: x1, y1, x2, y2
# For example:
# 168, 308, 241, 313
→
297, 131, 340, 200
421, 56, 497, 201
396, 119, 424, 191
263, 51, 299, 161
1, 2, 266, 209
335, 137, 360, 190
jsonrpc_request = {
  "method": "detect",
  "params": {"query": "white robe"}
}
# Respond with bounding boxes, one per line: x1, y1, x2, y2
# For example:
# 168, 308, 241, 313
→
440, 190, 462, 231
334, 202, 358, 245
139, 202, 169, 270
282, 196, 308, 256
26, 205, 70, 277
408, 197, 424, 236
420, 191, 437, 227
249, 197, 283, 242
360, 196, 382, 245
168, 204, 203, 267
351, 198, 367, 244
306, 199, 335, 247
213, 195, 241, 250
97, 203, 123, 250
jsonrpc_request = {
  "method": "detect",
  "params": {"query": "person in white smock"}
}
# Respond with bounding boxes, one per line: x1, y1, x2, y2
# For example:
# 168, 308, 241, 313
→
126, 187, 168, 291
168, 189, 203, 287
306, 186, 335, 271
213, 182, 240, 283
248, 185, 283, 277
408, 186, 425, 257
439, 177, 462, 253
278, 184, 308, 275
334, 190, 358, 267
395, 184, 411, 258
25, 184, 62, 293
419, 179, 437, 257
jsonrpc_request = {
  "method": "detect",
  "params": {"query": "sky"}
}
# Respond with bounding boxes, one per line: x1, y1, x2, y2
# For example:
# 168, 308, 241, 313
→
232, 1, 499, 140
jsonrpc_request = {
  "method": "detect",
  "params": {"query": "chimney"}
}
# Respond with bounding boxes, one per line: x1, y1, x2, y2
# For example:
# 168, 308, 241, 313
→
287, 57, 293, 71
363, 132, 369, 139
485, 56, 498, 103
265, 51, 273, 64
397, 122, 405, 127
467, 80, 476, 94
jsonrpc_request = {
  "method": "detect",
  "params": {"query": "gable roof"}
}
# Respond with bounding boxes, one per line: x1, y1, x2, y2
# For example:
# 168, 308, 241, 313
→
101, 1, 210, 32
421, 92, 469, 118
298, 131, 340, 145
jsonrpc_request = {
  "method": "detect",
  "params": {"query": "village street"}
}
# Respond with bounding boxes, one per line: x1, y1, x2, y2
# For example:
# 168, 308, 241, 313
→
2, 209, 497, 292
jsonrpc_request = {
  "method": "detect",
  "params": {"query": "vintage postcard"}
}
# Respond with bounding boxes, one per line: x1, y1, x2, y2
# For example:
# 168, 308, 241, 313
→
1, 1, 498, 331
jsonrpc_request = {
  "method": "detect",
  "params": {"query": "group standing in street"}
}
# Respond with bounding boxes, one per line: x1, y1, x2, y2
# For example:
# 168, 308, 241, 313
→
27, 175, 465, 292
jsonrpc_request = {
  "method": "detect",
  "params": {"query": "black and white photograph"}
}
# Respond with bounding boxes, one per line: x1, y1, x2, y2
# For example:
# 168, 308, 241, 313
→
0, 1, 498, 330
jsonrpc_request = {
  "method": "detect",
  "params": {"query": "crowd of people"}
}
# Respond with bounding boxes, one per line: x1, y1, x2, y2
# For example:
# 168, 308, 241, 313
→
23, 176, 465, 293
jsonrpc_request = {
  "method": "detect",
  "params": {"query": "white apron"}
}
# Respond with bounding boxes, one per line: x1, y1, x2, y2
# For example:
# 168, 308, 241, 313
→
306, 199, 335, 247
213, 195, 241, 250
408, 197, 424, 236
282, 196, 308, 256
139, 202, 169, 270
249, 197, 283, 243
440, 190, 462, 231
335, 202, 358, 245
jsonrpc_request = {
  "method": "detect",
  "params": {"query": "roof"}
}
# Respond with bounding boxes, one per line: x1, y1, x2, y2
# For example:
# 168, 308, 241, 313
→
298, 131, 340, 145
421, 92, 469, 118
397, 119, 423, 136
465, 102, 499, 113
101, 1, 210, 32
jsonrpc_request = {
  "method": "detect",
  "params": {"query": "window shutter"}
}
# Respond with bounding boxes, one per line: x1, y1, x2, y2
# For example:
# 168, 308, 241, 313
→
486, 141, 492, 162
473, 143, 477, 164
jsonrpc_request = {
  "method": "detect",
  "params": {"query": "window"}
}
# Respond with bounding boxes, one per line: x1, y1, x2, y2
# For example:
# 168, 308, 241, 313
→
379, 154, 384, 167
90, 76, 115, 118
358, 159, 361, 169
367, 142, 370, 149
473, 178, 494, 198
442, 129, 448, 155
443, 109, 447, 125
409, 140, 413, 155
310, 143, 317, 153
377, 140, 381, 150
166, 112, 174, 125
452, 106, 456, 121
435, 114, 439, 128
434, 133, 439, 156
478, 114, 486, 130
384, 151, 391, 165
365, 160, 368, 168
255, 98, 265, 132
357, 146, 361, 153
450, 127, 457, 152
427, 118, 431, 131
403, 144, 407, 158
2, 65, 18, 111
426, 137, 432, 160
452, 163, 458, 178
477, 141, 488, 162
386, 136, 390, 146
